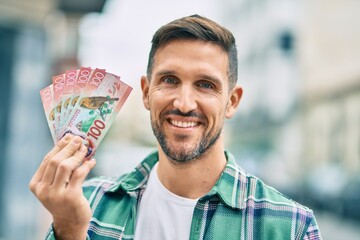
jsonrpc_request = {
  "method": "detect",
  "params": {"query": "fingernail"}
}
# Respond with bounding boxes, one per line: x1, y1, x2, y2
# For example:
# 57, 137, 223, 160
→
62, 134, 72, 142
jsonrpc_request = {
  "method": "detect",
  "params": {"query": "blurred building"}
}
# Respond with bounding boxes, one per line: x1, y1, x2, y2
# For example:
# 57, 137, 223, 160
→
0, 0, 106, 239
298, 1, 360, 216
219, 0, 302, 191
300, 0, 360, 175
221, 0, 360, 199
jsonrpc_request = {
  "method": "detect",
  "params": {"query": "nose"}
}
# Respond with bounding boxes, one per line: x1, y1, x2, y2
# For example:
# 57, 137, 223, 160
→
173, 85, 197, 113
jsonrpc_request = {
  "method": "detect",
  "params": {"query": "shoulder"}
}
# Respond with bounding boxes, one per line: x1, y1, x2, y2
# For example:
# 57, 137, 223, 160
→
224, 152, 312, 212
80, 151, 158, 203
244, 173, 313, 215
224, 151, 321, 238
244, 174, 321, 238
82, 174, 130, 201
245, 174, 300, 206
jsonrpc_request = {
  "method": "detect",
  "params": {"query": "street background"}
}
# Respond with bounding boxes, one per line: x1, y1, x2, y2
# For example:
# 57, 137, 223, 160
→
0, 0, 359, 239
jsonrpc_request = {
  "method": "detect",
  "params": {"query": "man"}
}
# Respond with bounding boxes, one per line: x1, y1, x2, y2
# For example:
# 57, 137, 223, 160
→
29, 15, 322, 239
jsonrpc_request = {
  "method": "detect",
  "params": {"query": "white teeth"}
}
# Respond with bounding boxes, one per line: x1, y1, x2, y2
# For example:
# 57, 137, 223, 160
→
171, 120, 197, 128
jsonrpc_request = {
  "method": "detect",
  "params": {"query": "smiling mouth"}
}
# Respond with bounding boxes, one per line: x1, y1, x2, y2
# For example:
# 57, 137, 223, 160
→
170, 119, 199, 128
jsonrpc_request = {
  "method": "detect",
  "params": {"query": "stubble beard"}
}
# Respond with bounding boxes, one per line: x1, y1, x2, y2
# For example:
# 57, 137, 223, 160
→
151, 116, 222, 165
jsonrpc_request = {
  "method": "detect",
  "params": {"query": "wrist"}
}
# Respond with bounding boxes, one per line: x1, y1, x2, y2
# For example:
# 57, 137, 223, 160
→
53, 220, 89, 240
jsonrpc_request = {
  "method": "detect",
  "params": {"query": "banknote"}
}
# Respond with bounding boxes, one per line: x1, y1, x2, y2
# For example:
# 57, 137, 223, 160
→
58, 68, 107, 139
64, 71, 132, 156
52, 73, 66, 140
40, 84, 56, 143
61, 69, 77, 123
64, 67, 92, 127
56, 68, 106, 141
40, 67, 132, 157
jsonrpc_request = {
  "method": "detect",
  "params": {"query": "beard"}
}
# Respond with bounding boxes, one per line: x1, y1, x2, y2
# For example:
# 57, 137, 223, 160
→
151, 110, 223, 164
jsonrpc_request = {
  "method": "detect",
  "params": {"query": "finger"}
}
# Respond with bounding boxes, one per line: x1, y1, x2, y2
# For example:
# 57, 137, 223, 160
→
54, 136, 84, 160
48, 133, 74, 159
30, 134, 73, 186
68, 158, 96, 190
52, 144, 88, 188
41, 136, 83, 185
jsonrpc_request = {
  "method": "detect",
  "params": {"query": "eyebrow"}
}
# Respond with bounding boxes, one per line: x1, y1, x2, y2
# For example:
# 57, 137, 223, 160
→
155, 70, 177, 77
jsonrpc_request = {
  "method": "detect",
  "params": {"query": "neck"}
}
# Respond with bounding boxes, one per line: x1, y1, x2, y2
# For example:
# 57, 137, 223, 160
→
156, 138, 227, 199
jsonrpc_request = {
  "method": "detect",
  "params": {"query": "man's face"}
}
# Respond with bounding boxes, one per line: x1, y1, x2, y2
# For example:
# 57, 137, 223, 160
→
142, 39, 240, 164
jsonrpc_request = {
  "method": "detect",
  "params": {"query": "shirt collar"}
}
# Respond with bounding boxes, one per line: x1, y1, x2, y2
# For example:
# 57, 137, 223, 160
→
105, 150, 159, 193
206, 151, 248, 209
105, 150, 248, 210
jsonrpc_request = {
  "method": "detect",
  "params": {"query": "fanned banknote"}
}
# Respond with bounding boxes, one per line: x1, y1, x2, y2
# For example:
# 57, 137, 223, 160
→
40, 67, 132, 157
52, 73, 66, 140
40, 84, 56, 143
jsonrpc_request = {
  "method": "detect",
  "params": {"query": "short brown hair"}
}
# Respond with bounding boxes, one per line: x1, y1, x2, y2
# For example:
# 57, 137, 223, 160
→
146, 14, 238, 89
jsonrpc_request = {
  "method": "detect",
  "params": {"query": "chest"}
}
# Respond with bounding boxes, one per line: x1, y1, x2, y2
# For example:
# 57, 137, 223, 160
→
87, 193, 303, 240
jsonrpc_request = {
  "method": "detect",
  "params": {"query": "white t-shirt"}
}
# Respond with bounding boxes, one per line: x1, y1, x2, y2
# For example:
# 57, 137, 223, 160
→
134, 163, 199, 240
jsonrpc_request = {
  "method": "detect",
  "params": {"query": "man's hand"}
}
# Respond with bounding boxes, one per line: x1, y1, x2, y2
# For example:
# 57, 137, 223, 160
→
29, 134, 96, 239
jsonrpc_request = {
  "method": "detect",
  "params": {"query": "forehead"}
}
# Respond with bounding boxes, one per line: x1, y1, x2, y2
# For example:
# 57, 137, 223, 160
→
152, 39, 229, 81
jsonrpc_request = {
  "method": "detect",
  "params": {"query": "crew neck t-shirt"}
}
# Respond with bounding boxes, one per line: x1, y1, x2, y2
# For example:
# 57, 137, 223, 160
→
134, 162, 199, 240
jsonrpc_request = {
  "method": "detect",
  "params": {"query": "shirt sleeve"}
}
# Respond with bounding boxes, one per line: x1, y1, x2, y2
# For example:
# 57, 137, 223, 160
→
303, 215, 323, 240
43, 176, 117, 239
45, 223, 91, 240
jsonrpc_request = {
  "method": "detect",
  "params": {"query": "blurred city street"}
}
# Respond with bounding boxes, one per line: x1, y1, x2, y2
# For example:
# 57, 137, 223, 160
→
315, 210, 360, 240
1, 0, 360, 239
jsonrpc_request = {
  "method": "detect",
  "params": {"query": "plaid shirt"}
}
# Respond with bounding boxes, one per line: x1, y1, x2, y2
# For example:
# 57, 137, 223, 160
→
46, 151, 322, 240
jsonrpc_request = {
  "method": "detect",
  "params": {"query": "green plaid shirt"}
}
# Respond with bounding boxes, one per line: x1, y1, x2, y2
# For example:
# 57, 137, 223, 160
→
46, 151, 322, 240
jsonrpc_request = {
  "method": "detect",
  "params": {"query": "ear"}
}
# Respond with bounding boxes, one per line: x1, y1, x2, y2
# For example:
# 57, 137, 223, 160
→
141, 75, 150, 110
226, 86, 243, 119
